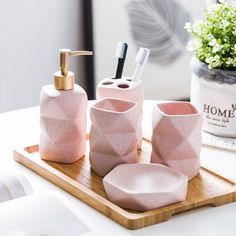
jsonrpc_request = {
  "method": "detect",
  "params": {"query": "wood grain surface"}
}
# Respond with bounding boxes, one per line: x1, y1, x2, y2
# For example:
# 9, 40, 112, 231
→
14, 139, 236, 230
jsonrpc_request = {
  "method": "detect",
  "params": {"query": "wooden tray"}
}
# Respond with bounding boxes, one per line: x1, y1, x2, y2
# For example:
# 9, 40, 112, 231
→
14, 138, 236, 230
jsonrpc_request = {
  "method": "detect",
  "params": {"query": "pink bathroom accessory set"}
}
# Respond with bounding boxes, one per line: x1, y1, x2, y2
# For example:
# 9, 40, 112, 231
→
39, 43, 203, 211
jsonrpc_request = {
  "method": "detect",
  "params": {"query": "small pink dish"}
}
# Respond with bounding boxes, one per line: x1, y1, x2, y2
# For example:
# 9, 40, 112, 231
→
103, 163, 188, 211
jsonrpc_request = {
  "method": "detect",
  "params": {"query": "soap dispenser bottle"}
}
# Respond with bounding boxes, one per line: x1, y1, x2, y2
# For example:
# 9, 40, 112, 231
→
40, 49, 93, 163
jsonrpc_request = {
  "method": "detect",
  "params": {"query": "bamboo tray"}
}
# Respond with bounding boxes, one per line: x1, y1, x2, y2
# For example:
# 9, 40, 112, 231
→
14, 138, 236, 230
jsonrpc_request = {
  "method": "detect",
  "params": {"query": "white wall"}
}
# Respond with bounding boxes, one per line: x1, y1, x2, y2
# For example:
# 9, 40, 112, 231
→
0, 0, 84, 112
93, 0, 206, 100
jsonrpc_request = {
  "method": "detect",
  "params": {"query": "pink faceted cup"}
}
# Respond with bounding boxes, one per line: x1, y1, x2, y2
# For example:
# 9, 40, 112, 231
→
151, 102, 203, 180
89, 98, 139, 177
96, 77, 143, 149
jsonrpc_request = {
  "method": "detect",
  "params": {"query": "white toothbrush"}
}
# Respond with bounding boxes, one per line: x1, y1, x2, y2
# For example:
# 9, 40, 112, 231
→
132, 47, 150, 82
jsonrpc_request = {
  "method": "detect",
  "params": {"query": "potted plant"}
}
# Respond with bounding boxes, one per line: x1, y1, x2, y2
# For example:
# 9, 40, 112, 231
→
185, 0, 236, 137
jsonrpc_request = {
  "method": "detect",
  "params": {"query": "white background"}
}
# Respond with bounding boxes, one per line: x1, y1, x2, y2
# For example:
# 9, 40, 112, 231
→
0, 0, 84, 112
93, 0, 206, 100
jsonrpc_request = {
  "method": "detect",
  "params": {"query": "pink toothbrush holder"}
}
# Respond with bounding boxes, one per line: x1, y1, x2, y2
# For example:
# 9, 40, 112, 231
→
96, 77, 143, 149
89, 98, 139, 177
151, 102, 203, 180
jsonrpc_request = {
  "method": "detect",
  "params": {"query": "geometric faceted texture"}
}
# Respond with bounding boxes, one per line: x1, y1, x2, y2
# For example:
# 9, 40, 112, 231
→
89, 98, 139, 177
39, 84, 87, 163
96, 77, 143, 149
103, 163, 188, 211
151, 102, 203, 180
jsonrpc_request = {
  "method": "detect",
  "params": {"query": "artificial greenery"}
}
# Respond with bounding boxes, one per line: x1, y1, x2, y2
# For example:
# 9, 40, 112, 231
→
185, 0, 236, 69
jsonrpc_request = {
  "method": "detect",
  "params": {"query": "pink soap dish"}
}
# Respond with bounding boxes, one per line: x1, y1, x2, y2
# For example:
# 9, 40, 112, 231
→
103, 163, 188, 211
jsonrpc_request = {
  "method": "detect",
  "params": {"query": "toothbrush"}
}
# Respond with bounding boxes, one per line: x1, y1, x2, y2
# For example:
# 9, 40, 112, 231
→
132, 48, 150, 82
115, 42, 128, 79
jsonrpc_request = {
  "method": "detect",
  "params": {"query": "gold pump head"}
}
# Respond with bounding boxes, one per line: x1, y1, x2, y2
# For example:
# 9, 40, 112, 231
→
54, 49, 93, 90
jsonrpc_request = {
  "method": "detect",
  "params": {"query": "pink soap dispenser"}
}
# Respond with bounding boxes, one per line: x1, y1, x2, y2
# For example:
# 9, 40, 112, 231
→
40, 49, 93, 163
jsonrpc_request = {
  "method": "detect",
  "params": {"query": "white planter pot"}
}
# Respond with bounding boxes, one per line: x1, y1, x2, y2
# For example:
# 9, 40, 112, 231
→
190, 57, 236, 137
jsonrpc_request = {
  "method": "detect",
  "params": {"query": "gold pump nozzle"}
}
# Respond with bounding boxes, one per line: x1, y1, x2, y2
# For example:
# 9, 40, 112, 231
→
54, 49, 93, 90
